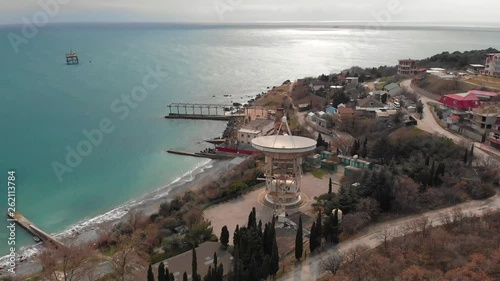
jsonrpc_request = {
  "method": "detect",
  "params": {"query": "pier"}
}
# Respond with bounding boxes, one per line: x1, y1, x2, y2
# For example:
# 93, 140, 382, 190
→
165, 103, 246, 121
166, 149, 234, 159
8, 212, 67, 250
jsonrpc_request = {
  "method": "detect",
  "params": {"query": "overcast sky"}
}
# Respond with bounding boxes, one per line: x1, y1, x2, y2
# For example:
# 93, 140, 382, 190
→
1, 0, 499, 26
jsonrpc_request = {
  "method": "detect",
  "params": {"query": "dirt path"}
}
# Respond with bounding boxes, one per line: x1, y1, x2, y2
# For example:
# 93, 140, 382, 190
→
278, 193, 500, 281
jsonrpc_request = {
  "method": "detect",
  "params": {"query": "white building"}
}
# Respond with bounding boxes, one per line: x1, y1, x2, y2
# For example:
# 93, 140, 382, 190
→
237, 118, 275, 145
484, 53, 500, 77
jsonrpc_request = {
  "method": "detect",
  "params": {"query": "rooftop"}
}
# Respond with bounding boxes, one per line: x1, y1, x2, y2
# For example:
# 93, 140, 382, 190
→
384, 83, 400, 91
468, 90, 499, 98
241, 118, 274, 131
153, 242, 232, 279
337, 107, 355, 114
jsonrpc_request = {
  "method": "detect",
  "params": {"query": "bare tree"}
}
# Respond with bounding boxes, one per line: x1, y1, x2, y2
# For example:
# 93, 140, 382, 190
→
377, 228, 393, 254
112, 233, 148, 281
320, 251, 346, 276
39, 243, 95, 281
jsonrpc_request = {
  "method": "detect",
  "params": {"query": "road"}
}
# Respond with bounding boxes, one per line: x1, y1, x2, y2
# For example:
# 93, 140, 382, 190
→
279, 193, 500, 281
400, 79, 499, 165
278, 80, 500, 281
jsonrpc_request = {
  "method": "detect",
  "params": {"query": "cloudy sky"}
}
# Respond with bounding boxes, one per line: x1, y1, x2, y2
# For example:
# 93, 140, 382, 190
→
1, 0, 499, 26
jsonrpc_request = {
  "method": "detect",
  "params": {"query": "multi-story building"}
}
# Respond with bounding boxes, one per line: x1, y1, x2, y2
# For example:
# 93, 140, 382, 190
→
468, 104, 500, 134
438, 92, 481, 120
487, 121, 500, 150
484, 53, 500, 77
397, 59, 418, 76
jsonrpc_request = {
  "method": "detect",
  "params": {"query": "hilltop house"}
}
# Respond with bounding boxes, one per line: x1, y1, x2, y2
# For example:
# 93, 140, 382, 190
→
438, 92, 481, 118
309, 81, 329, 92
398, 59, 418, 76
484, 53, 500, 77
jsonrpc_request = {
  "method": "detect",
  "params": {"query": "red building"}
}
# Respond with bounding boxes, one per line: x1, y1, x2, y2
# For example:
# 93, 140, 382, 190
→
438, 93, 481, 114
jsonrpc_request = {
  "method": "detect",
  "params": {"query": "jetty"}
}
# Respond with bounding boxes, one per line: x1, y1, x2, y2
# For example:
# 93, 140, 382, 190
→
8, 212, 67, 250
165, 103, 245, 121
166, 150, 234, 159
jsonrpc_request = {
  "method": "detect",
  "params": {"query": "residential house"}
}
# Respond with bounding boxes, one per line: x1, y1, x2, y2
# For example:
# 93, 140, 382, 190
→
487, 121, 500, 150
309, 80, 329, 92
325, 106, 337, 116
384, 83, 403, 97
307, 112, 316, 122
370, 90, 389, 103
438, 92, 481, 118
468, 64, 485, 75
467, 103, 500, 134
346, 77, 359, 85
315, 111, 329, 128
336, 107, 355, 121
397, 59, 418, 75
356, 96, 386, 113
237, 118, 274, 145
467, 90, 499, 101
153, 242, 233, 280
376, 111, 390, 122
484, 53, 500, 77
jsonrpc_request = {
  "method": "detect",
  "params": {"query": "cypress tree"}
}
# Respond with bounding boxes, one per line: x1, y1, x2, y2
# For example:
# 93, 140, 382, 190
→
470, 144, 474, 157
429, 161, 435, 186
220, 225, 229, 248
316, 133, 324, 148
464, 148, 468, 164
270, 236, 279, 277
309, 222, 317, 253
147, 265, 155, 281
169, 273, 175, 281
328, 177, 333, 194
332, 209, 340, 244
183, 272, 188, 281
232, 246, 240, 281
315, 210, 322, 248
158, 262, 166, 281
295, 216, 303, 260
192, 248, 199, 281
233, 224, 240, 247
165, 268, 170, 281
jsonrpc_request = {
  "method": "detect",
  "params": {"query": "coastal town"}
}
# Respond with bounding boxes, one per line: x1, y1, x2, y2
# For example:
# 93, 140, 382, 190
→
5, 49, 500, 281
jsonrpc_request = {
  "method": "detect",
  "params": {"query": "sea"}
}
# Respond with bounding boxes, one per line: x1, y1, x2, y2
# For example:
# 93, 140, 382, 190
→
1, 23, 500, 257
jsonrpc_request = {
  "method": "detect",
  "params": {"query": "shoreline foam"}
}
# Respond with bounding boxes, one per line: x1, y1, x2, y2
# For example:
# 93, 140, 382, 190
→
0, 158, 229, 267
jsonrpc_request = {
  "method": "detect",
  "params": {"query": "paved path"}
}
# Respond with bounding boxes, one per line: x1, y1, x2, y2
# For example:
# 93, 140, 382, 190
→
401, 79, 499, 165
279, 193, 500, 281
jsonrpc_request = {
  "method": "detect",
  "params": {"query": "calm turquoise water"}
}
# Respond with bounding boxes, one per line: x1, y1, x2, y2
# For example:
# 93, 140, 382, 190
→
1, 24, 500, 256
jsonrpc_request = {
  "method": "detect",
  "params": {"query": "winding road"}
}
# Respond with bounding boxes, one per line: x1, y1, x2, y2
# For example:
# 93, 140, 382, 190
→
278, 79, 500, 281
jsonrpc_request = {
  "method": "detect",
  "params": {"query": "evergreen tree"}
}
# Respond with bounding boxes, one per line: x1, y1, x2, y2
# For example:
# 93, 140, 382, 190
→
183, 272, 188, 281
328, 178, 333, 194
158, 262, 166, 281
147, 265, 155, 281
316, 133, 324, 148
192, 248, 200, 281
295, 216, 303, 260
434, 162, 444, 185
361, 139, 368, 158
233, 224, 240, 247
350, 140, 360, 156
315, 210, 322, 248
425, 155, 430, 166
165, 267, 170, 281
332, 209, 340, 244
429, 161, 435, 186
270, 236, 279, 277
464, 148, 468, 164
220, 225, 229, 248
169, 273, 175, 281
247, 207, 257, 230
470, 144, 474, 157
309, 222, 317, 253
232, 247, 240, 281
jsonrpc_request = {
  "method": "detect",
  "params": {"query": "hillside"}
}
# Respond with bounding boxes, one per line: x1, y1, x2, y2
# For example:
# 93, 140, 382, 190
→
325, 211, 500, 281
417, 48, 499, 70
415, 75, 500, 96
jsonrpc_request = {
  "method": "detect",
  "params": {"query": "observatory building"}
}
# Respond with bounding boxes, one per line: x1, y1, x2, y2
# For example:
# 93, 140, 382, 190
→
251, 116, 316, 214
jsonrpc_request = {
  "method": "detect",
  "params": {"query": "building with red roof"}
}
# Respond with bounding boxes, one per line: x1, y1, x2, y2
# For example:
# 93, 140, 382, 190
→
438, 92, 481, 113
